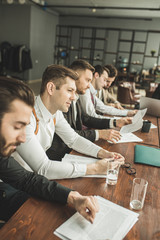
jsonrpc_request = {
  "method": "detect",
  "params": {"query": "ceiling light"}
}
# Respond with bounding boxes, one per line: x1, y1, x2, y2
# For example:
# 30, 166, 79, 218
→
92, 8, 97, 12
19, 0, 26, 4
7, 0, 14, 4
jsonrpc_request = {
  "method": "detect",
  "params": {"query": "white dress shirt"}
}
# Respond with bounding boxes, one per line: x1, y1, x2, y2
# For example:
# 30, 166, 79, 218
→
79, 84, 128, 117
12, 95, 102, 180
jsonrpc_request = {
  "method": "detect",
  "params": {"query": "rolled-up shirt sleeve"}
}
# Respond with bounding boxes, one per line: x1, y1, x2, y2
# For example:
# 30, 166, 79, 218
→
95, 96, 128, 116
79, 88, 128, 117
15, 114, 87, 180
55, 112, 102, 157
79, 90, 111, 119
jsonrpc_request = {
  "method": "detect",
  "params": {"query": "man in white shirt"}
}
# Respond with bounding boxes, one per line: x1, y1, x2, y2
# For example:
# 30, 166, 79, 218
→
97, 64, 124, 110
79, 65, 137, 118
13, 65, 124, 180
0, 76, 99, 224
47, 60, 132, 160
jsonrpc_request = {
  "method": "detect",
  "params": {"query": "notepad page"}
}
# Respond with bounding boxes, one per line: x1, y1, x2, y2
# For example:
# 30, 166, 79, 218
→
54, 196, 139, 240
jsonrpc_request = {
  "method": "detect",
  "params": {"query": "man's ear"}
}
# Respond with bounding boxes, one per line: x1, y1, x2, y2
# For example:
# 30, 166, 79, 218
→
46, 82, 55, 95
94, 72, 99, 79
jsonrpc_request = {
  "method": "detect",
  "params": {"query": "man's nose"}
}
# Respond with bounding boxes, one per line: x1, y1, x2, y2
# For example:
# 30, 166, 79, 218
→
70, 92, 76, 101
87, 82, 90, 89
104, 81, 107, 88
17, 131, 26, 143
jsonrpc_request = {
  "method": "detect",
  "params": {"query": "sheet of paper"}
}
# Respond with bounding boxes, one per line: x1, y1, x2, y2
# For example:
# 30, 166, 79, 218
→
151, 123, 157, 129
54, 196, 139, 240
118, 133, 143, 143
108, 132, 143, 144
62, 154, 106, 178
120, 109, 147, 134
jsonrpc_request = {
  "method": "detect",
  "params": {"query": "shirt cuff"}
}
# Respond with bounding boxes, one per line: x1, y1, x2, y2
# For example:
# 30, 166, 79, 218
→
110, 119, 115, 128
121, 110, 128, 116
72, 163, 87, 177
95, 130, 99, 141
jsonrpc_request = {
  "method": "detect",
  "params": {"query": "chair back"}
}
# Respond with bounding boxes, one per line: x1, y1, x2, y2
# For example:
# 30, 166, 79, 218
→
117, 84, 134, 105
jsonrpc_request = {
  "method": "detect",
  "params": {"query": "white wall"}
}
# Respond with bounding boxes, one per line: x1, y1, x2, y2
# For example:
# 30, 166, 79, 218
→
30, 6, 58, 80
0, 5, 59, 80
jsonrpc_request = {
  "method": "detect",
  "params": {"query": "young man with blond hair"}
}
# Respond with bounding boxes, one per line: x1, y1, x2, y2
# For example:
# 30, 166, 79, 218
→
47, 60, 132, 160
13, 65, 125, 180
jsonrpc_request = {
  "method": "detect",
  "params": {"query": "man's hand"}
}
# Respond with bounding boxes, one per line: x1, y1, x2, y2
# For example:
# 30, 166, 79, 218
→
116, 117, 132, 128
127, 110, 138, 117
87, 152, 125, 175
98, 129, 121, 143
114, 102, 124, 110
97, 149, 114, 159
67, 191, 99, 223
108, 102, 124, 110
97, 149, 125, 163
112, 152, 125, 164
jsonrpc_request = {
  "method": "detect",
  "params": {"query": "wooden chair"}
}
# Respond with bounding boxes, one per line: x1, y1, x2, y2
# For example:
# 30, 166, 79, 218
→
117, 82, 140, 107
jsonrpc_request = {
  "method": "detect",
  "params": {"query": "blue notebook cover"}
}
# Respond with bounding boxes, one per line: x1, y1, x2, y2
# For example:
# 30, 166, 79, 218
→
134, 145, 160, 167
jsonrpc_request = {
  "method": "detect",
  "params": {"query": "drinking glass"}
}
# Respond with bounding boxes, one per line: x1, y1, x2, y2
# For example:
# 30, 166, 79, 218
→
130, 178, 148, 210
106, 160, 120, 185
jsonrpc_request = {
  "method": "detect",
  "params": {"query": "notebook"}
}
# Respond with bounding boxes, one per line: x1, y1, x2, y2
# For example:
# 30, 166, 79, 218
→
139, 96, 160, 117
134, 145, 160, 167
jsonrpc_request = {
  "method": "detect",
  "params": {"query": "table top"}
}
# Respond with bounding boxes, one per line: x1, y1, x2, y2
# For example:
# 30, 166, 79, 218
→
0, 115, 160, 240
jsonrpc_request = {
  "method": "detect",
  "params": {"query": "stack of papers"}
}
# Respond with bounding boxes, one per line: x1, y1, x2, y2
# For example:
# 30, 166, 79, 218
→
62, 154, 105, 178
110, 109, 147, 144
120, 108, 147, 135
54, 196, 139, 240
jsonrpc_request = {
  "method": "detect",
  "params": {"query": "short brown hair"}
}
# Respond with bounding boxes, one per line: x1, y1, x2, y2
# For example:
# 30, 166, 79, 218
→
94, 65, 109, 76
70, 59, 95, 73
0, 76, 35, 122
105, 64, 118, 78
40, 64, 79, 95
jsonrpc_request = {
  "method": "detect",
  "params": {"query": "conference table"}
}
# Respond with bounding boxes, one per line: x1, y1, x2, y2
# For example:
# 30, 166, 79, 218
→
0, 115, 160, 240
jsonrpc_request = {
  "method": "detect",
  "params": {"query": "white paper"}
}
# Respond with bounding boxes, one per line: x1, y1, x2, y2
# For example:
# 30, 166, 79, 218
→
54, 196, 139, 240
62, 154, 106, 178
108, 132, 143, 144
118, 133, 143, 143
151, 123, 157, 129
120, 109, 147, 134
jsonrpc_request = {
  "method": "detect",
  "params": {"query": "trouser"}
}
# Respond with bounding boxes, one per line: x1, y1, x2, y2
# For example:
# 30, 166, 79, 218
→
0, 182, 29, 225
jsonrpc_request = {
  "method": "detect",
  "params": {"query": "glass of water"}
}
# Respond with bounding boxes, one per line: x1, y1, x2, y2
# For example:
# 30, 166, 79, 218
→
106, 160, 120, 185
130, 178, 148, 210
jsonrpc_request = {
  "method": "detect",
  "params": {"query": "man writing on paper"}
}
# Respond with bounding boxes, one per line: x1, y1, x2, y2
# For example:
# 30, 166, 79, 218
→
0, 76, 101, 225
79, 64, 137, 118
13, 65, 125, 180
47, 60, 132, 160
97, 64, 124, 110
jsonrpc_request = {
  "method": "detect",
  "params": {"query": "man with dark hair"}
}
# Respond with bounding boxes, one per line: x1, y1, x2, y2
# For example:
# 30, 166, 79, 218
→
47, 60, 131, 160
97, 64, 124, 110
79, 64, 137, 118
13, 64, 124, 180
0, 76, 100, 225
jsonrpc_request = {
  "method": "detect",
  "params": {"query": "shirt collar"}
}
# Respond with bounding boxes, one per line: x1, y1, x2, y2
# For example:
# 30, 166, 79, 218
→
90, 83, 97, 95
73, 93, 79, 104
36, 95, 55, 123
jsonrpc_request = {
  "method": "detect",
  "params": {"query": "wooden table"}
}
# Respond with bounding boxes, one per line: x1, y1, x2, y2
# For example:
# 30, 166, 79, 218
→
0, 116, 160, 240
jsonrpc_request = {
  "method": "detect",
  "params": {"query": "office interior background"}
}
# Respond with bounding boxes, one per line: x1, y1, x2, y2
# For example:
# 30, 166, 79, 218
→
1, 0, 160, 97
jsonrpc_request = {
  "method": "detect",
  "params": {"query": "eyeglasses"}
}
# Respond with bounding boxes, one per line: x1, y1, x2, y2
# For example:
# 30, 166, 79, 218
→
121, 162, 136, 175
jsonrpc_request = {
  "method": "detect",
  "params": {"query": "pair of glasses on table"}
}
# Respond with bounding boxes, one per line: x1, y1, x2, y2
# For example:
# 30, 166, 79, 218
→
121, 162, 136, 175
